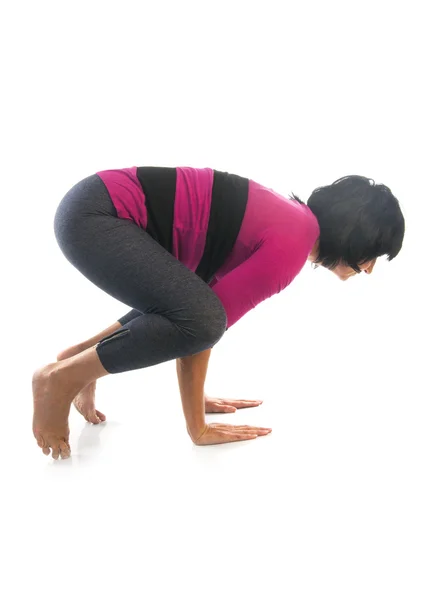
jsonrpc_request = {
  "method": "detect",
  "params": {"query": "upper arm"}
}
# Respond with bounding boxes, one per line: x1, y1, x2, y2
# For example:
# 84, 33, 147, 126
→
209, 238, 305, 329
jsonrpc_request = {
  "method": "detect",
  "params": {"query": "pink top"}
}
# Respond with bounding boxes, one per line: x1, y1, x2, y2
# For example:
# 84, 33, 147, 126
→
96, 166, 319, 329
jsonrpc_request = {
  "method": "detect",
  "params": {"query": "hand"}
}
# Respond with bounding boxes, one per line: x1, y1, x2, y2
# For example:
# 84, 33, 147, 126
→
204, 394, 263, 413
191, 423, 272, 445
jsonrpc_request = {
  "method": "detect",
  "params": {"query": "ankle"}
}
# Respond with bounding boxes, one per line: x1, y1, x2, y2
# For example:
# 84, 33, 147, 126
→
48, 358, 83, 392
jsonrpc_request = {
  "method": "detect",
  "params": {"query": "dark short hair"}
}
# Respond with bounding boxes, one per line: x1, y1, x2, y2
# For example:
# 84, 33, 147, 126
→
290, 175, 405, 273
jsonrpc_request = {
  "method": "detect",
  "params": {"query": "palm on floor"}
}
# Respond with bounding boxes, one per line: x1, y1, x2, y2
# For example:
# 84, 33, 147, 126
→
204, 395, 263, 413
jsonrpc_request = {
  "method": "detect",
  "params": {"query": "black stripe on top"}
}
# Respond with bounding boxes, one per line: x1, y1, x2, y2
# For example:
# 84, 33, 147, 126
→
136, 167, 176, 253
136, 167, 249, 285
195, 170, 249, 284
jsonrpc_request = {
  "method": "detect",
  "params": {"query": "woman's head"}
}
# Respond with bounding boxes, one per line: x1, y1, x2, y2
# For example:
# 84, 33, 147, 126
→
294, 175, 405, 280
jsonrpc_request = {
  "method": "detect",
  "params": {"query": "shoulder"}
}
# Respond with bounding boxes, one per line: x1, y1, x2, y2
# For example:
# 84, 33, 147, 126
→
266, 207, 319, 257
258, 211, 317, 288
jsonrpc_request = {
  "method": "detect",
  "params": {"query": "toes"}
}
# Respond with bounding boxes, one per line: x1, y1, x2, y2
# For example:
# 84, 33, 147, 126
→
96, 410, 106, 422
51, 440, 71, 460
36, 435, 70, 459
36, 435, 51, 455
87, 410, 106, 424
59, 441, 71, 460
87, 411, 101, 425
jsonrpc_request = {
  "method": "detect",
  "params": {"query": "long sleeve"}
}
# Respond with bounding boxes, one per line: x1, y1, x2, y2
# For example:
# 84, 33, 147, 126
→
209, 235, 310, 330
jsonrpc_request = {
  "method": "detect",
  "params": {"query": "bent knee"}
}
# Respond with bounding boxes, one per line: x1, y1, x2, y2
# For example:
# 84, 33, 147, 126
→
200, 298, 227, 344
179, 295, 227, 346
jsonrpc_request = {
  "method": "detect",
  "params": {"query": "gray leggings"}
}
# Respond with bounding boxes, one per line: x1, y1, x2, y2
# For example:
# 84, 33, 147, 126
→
53, 174, 227, 374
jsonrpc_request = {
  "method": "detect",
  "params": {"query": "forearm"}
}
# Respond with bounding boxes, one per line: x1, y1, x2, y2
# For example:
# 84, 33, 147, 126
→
176, 348, 212, 440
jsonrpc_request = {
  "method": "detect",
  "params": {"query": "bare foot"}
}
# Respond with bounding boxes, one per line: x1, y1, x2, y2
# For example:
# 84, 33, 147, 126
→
32, 364, 75, 459
57, 344, 106, 425
72, 380, 106, 424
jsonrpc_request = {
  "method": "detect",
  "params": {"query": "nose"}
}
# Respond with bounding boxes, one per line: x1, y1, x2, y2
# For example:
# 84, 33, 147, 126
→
364, 260, 376, 274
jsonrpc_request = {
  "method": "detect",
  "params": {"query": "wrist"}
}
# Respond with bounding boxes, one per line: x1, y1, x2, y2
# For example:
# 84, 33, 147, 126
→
187, 421, 207, 442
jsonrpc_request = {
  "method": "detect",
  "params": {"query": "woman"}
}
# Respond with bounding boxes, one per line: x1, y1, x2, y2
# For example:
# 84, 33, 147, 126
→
32, 166, 405, 459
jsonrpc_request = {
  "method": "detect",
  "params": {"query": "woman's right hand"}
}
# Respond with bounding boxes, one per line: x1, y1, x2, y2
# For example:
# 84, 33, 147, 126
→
191, 423, 272, 445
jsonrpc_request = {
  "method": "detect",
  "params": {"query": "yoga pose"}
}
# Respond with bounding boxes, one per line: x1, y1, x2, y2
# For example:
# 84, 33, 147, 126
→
32, 166, 405, 459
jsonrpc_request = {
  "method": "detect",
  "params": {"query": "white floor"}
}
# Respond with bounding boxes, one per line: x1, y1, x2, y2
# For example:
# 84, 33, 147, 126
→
3, 2, 434, 597
4, 250, 433, 600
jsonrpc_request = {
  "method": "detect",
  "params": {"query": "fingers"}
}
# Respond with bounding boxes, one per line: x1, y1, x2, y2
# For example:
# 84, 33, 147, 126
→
214, 428, 270, 444
205, 398, 264, 413
232, 429, 271, 437
213, 398, 263, 408
220, 401, 262, 410
228, 428, 271, 442
231, 400, 263, 408
205, 403, 237, 413
228, 433, 258, 442
201, 430, 259, 444
194, 423, 272, 445
213, 423, 272, 434
219, 426, 272, 439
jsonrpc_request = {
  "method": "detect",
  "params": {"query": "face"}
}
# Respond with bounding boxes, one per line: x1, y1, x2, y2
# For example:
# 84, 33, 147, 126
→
329, 258, 377, 281
308, 241, 377, 280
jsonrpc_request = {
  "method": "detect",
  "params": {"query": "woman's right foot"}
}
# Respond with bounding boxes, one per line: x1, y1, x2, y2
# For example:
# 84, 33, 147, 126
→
57, 344, 106, 424
72, 380, 106, 424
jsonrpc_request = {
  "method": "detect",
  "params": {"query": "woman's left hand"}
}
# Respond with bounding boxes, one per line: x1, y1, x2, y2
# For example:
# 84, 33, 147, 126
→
204, 395, 263, 413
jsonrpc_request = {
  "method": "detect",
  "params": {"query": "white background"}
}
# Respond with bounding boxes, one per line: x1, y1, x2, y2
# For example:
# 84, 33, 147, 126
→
1, 1, 433, 598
